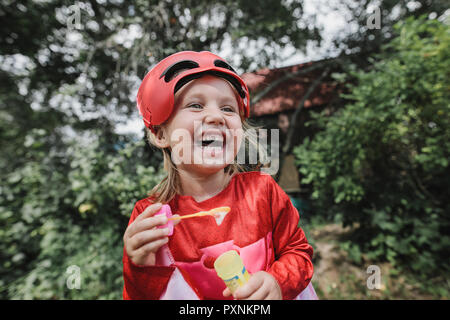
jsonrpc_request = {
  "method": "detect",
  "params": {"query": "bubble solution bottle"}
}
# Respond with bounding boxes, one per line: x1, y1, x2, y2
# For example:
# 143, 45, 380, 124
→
214, 250, 251, 294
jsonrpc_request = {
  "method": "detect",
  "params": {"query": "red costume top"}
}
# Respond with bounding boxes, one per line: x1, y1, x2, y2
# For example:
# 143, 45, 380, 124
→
122, 171, 317, 300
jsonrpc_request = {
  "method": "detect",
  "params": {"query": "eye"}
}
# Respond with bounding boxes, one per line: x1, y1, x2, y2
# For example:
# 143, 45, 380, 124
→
221, 106, 236, 112
187, 103, 203, 109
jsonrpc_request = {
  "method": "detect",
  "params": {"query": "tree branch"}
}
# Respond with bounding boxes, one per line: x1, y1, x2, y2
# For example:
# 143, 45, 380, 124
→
250, 58, 340, 105
282, 66, 331, 154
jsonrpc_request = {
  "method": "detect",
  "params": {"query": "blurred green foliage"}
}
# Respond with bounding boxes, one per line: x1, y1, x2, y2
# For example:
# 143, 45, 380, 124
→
294, 17, 450, 289
1, 1, 448, 300
0, 132, 164, 299
1, 0, 321, 299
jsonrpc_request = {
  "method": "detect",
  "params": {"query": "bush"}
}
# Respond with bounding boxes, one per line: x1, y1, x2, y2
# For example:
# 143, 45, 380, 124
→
0, 131, 164, 299
294, 16, 450, 281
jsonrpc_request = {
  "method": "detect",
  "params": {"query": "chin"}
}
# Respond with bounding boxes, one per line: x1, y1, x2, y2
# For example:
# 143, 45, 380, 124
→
188, 161, 230, 176
172, 140, 238, 175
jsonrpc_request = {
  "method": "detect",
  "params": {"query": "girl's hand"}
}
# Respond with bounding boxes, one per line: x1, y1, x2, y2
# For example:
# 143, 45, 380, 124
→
222, 271, 282, 300
123, 203, 180, 266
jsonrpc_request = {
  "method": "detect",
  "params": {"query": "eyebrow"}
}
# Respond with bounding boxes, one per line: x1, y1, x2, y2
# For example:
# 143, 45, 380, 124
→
178, 92, 239, 105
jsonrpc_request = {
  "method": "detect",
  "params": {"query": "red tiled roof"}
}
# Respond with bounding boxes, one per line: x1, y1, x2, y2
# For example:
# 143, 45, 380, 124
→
241, 60, 340, 117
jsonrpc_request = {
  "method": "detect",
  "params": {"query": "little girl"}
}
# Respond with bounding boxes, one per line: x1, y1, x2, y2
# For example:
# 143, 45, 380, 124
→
122, 51, 317, 300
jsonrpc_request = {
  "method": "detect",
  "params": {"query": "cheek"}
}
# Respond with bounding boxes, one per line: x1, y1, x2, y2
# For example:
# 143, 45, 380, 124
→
226, 115, 243, 129
166, 117, 195, 145
165, 117, 199, 162
167, 127, 195, 164
230, 120, 244, 149
224, 126, 244, 161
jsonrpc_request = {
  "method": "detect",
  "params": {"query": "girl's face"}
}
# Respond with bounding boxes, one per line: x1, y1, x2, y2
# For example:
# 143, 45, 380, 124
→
155, 75, 244, 175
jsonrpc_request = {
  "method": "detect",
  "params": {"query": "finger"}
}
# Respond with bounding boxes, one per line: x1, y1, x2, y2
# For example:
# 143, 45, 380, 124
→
265, 290, 280, 300
265, 283, 282, 300
129, 215, 168, 237
135, 203, 164, 222
130, 227, 170, 251
134, 236, 169, 257
124, 203, 163, 240
263, 274, 282, 300
222, 287, 232, 297
243, 286, 270, 300
172, 214, 181, 226
233, 276, 263, 300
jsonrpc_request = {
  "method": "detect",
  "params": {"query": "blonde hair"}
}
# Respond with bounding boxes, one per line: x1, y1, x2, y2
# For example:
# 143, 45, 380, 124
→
145, 119, 269, 204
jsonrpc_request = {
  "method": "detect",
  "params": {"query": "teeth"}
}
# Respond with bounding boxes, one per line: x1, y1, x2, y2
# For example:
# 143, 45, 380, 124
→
207, 141, 223, 148
202, 135, 223, 142
201, 140, 223, 148
197, 133, 224, 148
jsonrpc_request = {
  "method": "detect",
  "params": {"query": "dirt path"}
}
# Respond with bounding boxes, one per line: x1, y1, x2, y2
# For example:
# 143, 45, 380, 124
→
309, 223, 437, 299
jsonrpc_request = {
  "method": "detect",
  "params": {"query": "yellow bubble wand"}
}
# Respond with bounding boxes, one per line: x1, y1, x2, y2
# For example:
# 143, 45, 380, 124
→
168, 206, 230, 225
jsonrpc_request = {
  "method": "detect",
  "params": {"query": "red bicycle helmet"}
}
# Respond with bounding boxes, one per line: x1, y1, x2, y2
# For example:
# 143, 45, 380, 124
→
137, 51, 250, 132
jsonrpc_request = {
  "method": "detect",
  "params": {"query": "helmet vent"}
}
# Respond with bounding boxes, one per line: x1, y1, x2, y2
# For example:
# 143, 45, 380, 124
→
214, 59, 237, 74
160, 60, 199, 82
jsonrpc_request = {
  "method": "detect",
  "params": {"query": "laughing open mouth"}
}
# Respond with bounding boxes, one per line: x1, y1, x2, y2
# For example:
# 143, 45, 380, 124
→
195, 131, 225, 149
201, 137, 224, 148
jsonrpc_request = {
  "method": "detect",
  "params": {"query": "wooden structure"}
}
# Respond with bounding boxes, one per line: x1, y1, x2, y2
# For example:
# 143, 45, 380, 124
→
241, 58, 344, 193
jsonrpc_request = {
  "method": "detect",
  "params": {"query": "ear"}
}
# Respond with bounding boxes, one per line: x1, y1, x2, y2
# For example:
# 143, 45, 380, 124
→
153, 126, 170, 148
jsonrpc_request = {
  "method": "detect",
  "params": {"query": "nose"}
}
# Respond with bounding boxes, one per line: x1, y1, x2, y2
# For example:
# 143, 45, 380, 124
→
204, 105, 225, 126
